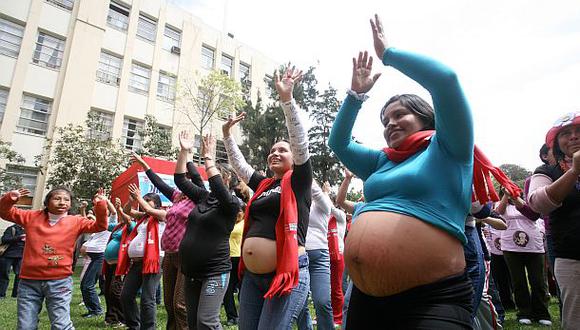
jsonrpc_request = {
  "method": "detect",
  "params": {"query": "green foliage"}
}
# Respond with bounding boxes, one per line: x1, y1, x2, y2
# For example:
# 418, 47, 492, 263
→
308, 85, 342, 185
39, 114, 127, 201
0, 140, 25, 193
176, 70, 245, 162
346, 187, 363, 202
499, 163, 532, 190
140, 115, 178, 160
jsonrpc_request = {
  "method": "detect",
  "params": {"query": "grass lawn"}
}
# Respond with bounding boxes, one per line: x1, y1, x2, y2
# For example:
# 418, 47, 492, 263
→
0, 265, 561, 329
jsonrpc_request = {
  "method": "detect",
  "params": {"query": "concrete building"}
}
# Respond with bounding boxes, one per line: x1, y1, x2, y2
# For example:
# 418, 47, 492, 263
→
0, 0, 278, 213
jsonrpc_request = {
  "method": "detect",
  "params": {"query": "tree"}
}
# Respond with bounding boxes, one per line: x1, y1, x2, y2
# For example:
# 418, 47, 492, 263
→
499, 164, 531, 190
176, 70, 245, 163
308, 85, 342, 185
139, 114, 178, 160
346, 187, 363, 203
38, 114, 127, 201
0, 140, 25, 193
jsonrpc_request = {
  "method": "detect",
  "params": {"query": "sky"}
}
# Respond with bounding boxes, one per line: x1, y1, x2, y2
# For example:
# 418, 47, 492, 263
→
170, 0, 580, 172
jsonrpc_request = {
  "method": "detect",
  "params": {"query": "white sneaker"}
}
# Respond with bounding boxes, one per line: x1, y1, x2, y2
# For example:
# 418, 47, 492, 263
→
538, 319, 552, 326
518, 318, 532, 325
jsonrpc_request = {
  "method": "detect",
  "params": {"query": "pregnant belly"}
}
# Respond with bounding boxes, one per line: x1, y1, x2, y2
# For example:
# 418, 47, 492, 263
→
345, 211, 465, 297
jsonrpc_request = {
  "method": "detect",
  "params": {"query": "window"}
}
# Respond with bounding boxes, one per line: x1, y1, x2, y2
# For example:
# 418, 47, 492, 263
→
6, 165, 38, 195
17, 95, 51, 136
32, 32, 65, 69
0, 18, 25, 58
201, 45, 214, 70
122, 117, 143, 150
220, 54, 233, 77
129, 63, 151, 94
107, 1, 130, 32
46, 0, 74, 11
162, 25, 181, 52
0, 88, 7, 123
157, 72, 176, 102
216, 140, 227, 163
88, 110, 114, 140
239, 62, 251, 94
136, 14, 157, 43
96, 51, 122, 86
264, 74, 273, 98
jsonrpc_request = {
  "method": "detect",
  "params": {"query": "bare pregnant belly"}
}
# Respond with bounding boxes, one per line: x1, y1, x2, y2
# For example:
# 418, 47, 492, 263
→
345, 211, 466, 296
242, 237, 306, 274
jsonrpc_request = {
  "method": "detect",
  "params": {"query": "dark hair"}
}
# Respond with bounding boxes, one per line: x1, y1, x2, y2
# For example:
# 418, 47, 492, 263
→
539, 144, 550, 165
43, 186, 73, 207
143, 192, 162, 209
380, 94, 435, 130
552, 139, 566, 162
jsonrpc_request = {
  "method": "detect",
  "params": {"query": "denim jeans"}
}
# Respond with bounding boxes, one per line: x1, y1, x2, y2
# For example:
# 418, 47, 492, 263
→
297, 249, 334, 330
464, 225, 486, 319
239, 254, 310, 330
120, 260, 162, 330
184, 272, 229, 329
81, 252, 104, 315
17, 277, 74, 330
0, 256, 21, 298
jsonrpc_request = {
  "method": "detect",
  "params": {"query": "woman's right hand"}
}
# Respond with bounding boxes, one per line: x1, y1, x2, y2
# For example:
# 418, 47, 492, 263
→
8, 188, 30, 201
370, 14, 388, 60
351, 51, 381, 94
130, 152, 149, 170
179, 131, 195, 151
222, 112, 246, 138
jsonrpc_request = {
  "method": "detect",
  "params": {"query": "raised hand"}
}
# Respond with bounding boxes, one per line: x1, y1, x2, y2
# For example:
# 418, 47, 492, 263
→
179, 131, 195, 151
202, 134, 217, 160
79, 200, 89, 210
93, 187, 106, 203
344, 167, 354, 179
222, 112, 246, 137
370, 14, 388, 60
114, 197, 122, 209
275, 64, 303, 103
351, 51, 381, 94
8, 188, 30, 201
130, 152, 149, 170
322, 181, 331, 194
127, 183, 141, 199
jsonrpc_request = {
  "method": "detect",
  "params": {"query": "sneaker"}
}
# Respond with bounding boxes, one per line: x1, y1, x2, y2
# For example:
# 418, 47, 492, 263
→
82, 312, 103, 318
226, 318, 238, 326
518, 318, 532, 325
538, 319, 552, 326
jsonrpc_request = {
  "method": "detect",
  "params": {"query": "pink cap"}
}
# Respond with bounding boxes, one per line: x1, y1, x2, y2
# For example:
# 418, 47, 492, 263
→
546, 112, 580, 148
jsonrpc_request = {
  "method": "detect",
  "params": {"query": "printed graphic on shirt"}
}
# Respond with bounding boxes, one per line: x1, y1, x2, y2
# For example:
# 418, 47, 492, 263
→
42, 243, 64, 267
513, 231, 529, 247
494, 238, 501, 251
256, 186, 281, 200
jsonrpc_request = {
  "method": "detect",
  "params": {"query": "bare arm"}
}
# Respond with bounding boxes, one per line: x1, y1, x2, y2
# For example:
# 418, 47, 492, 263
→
127, 183, 166, 221
337, 169, 356, 214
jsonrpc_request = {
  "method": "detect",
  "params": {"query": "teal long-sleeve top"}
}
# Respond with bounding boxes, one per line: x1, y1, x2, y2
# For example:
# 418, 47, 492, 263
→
329, 48, 474, 244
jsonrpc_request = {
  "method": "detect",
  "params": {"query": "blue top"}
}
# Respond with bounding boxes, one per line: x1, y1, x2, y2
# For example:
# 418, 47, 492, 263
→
329, 48, 474, 244
104, 222, 136, 262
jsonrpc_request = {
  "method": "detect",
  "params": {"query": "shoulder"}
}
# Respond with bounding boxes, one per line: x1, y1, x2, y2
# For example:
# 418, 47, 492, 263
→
534, 164, 562, 180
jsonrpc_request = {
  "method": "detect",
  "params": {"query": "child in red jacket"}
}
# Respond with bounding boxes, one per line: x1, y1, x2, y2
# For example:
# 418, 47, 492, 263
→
0, 187, 108, 330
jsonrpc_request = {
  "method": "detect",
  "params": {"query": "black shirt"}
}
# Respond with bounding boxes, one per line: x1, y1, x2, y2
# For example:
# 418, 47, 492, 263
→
1, 224, 25, 258
176, 173, 241, 278
246, 160, 312, 246
535, 164, 580, 260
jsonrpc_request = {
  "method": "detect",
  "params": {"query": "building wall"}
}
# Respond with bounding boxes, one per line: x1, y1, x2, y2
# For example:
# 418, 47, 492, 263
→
0, 0, 279, 223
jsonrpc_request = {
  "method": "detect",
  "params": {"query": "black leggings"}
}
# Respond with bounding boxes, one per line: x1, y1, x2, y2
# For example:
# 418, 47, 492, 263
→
346, 273, 473, 329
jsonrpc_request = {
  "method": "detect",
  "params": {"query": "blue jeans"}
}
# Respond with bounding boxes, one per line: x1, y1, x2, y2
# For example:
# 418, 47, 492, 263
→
239, 254, 310, 330
81, 252, 104, 314
297, 249, 334, 330
121, 260, 162, 330
17, 277, 74, 330
464, 225, 485, 319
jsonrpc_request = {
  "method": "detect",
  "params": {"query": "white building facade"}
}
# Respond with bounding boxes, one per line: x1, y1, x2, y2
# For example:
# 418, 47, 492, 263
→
0, 0, 278, 211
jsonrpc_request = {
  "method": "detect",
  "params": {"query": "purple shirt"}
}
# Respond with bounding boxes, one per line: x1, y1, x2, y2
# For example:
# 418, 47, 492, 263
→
500, 204, 545, 253
161, 190, 195, 253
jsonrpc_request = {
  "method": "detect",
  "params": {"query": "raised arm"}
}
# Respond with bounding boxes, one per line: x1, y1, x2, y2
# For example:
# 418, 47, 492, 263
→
186, 161, 205, 188
114, 197, 132, 226
222, 113, 255, 184
336, 168, 356, 214
79, 188, 109, 233
328, 52, 383, 180
0, 189, 33, 226
127, 183, 166, 221
174, 131, 209, 203
130, 152, 175, 200
311, 181, 332, 216
371, 14, 473, 161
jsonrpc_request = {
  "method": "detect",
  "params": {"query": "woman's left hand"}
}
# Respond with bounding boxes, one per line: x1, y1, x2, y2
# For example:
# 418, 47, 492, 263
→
275, 64, 302, 103
202, 134, 217, 160
127, 184, 141, 199
351, 51, 381, 94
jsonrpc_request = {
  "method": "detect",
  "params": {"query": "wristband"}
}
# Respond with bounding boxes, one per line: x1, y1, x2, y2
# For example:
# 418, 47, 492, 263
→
346, 89, 369, 102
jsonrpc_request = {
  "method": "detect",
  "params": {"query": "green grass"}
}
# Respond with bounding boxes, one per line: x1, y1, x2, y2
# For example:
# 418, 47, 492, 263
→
0, 266, 561, 329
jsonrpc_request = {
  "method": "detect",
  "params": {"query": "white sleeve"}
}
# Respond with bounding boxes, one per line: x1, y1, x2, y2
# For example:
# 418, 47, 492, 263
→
311, 182, 332, 216
281, 100, 310, 165
223, 135, 255, 184
332, 207, 347, 240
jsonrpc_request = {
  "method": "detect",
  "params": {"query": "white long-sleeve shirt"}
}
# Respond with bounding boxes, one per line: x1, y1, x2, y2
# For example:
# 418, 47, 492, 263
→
83, 214, 116, 253
305, 182, 333, 250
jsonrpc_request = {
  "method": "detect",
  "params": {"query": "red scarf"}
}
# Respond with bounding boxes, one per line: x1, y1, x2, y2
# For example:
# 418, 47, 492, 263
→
238, 171, 299, 298
382, 130, 521, 204
327, 216, 341, 261
115, 216, 160, 276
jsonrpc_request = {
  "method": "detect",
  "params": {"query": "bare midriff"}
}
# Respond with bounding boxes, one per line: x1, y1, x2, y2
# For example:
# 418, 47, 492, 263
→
345, 211, 466, 297
242, 237, 306, 274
